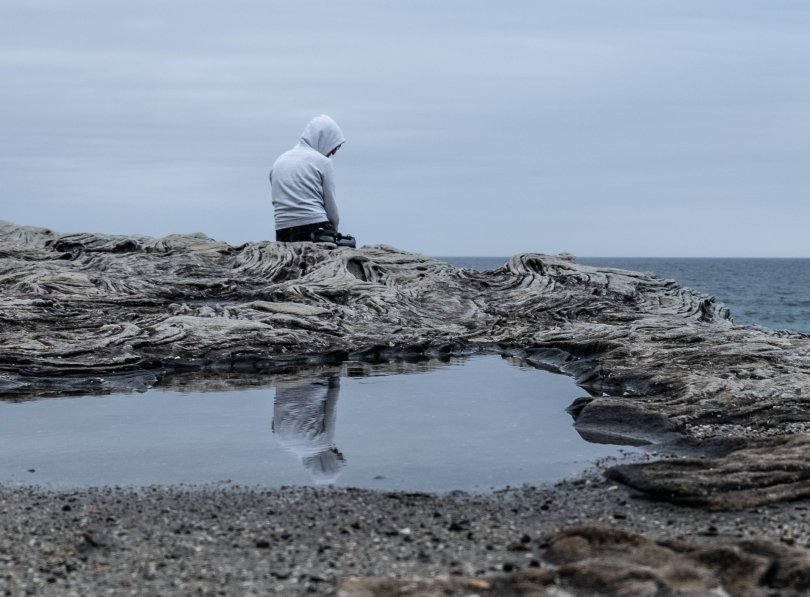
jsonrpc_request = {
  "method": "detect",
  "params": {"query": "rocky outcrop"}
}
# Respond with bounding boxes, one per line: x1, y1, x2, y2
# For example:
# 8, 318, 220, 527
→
607, 434, 810, 510
339, 526, 810, 596
2, 221, 810, 509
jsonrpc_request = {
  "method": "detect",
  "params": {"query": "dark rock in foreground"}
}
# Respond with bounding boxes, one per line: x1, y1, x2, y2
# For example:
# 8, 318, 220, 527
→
608, 433, 810, 510
340, 525, 810, 596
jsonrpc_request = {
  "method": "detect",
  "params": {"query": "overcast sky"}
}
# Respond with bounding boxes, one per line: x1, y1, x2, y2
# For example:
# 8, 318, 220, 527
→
2, 1, 809, 256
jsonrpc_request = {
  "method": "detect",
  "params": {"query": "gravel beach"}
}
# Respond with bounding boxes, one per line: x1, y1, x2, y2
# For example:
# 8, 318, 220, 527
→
4, 461, 810, 596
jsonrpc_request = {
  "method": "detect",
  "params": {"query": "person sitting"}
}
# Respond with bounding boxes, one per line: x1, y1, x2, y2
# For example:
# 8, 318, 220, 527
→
270, 114, 352, 244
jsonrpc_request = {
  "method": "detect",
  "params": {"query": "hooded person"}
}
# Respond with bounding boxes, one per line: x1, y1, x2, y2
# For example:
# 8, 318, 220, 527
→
270, 114, 346, 242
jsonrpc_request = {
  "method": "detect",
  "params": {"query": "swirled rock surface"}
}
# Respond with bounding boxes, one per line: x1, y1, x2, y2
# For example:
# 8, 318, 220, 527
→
0, 223, 810, 494
4, 220, 810, 594
2, 220, 810, 506
2, 220, 808, 407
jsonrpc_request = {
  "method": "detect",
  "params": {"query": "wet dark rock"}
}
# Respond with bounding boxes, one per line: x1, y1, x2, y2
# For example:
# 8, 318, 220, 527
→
569, 397, 685, 446
542, 526, 810, 596
607, 434, 810, 510
338, 522, 810, 595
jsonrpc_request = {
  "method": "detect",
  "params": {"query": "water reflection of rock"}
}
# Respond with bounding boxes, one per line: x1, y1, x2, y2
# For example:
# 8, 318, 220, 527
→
272, 377, 345, 485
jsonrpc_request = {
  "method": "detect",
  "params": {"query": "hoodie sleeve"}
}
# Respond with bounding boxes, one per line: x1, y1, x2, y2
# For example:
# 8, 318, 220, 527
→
320, 160, 340, 229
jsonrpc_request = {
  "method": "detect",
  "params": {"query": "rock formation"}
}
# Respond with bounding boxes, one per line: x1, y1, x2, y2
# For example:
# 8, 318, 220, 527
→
2, 221, 810, 505
339, 525, 810, 596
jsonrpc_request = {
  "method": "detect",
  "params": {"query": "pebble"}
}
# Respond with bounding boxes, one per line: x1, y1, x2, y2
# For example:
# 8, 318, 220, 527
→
0, 472, 807, 596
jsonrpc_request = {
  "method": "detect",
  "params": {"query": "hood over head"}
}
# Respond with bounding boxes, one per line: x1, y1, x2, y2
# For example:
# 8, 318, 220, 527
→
300, 114, 345, 157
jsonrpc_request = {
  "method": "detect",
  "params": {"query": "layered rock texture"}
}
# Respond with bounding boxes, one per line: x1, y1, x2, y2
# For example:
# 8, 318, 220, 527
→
3, 220, 810, 593
2, 221, 810, 498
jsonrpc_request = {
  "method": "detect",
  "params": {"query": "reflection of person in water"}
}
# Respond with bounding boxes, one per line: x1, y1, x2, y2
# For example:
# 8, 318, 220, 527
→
271, 377, 345, 485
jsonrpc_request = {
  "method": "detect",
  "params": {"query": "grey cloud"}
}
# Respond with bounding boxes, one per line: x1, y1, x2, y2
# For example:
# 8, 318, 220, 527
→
1, 1, 809, 256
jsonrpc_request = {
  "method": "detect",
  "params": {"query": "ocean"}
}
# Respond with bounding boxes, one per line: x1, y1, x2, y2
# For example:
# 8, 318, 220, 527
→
440, 257, 810, 335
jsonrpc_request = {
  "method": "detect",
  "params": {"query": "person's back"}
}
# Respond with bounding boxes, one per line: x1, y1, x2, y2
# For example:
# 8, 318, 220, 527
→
270, 115, 345, 242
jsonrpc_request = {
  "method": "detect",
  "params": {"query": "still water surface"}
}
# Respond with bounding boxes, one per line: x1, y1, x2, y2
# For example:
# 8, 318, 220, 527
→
0, 357, 633, 492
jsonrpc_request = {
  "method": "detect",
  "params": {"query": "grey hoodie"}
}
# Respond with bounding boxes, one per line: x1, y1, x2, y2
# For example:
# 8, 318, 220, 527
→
269, 115, 346, 231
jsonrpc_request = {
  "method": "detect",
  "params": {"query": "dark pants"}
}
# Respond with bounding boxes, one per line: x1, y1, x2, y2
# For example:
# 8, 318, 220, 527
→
276, 221, 332, 242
